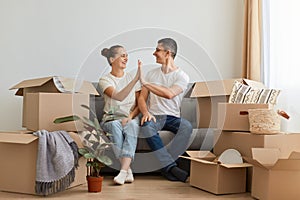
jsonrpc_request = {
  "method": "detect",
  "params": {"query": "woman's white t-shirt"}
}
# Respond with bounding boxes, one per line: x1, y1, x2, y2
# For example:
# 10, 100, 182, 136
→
99, 72, 140, 122
145, 67, 189, 118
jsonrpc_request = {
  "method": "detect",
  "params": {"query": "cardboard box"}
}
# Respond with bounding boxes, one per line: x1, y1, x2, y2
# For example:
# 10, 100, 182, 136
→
24, 92, 89, 131
214, 131, 300, 193
10, 76, 99, 128
181, 151, 251, 194
245, 148, 300, 200
189, 79, 238, 128
0, 131, 86, 195
213, 131, 300, 158
189, 78, 265, 128
217, 103, 270, 131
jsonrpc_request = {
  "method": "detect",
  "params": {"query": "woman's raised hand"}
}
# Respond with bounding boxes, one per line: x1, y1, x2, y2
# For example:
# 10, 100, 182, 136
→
134, 59, 142, 82
137, 59, 146, 85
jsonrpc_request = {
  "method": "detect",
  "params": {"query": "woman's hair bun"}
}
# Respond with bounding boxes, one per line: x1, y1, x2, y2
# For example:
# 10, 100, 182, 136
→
101, 48, 109, 57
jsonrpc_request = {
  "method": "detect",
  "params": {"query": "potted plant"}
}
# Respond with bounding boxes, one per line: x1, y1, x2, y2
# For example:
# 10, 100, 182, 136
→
54, 105, 113, 193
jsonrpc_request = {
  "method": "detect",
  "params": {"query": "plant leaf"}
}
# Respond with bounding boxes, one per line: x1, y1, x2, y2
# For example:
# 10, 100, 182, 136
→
93, 117, 101, 130
53, 115, 80, 124
81, 104, 98, 119
96, 155, 112, 166
78, 148, 89, 155
82, 116, 96, 128
83, 153, 95, 159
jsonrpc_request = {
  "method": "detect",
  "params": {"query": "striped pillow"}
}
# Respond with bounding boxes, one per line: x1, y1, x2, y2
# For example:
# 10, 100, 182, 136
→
229, 81, 280, 105
252, 88, 281, 105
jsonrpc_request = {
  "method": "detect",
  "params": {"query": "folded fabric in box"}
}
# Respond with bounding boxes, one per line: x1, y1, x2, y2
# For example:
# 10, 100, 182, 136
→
228, 80, 280, 105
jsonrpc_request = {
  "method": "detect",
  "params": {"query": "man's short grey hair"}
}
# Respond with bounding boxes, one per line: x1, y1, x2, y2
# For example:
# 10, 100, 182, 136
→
158, 38, 177, 58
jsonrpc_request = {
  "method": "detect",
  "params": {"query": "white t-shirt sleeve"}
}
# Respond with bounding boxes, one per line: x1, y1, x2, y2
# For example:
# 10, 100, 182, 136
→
98, 76, 112, 95
173, 70, 189, 91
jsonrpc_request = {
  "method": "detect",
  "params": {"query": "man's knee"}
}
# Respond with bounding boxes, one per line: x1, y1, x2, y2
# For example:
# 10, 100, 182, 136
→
141, 121, 157, 138
180, 119, 193, 134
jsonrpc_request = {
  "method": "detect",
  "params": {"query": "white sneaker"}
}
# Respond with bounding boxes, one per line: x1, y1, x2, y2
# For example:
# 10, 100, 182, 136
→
125, 168, 134, 183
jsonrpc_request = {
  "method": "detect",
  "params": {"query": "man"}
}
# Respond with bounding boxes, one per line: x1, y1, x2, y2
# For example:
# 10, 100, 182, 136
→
138, 38, 193, 182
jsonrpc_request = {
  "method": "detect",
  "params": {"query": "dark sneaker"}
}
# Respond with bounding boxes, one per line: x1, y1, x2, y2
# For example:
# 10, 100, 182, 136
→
161, 171, 180, 181
170, 166, 189, 182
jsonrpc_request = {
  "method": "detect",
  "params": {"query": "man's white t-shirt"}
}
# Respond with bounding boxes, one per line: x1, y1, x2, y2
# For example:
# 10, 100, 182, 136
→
145, 67, 189, 118
99, 72, 140, 122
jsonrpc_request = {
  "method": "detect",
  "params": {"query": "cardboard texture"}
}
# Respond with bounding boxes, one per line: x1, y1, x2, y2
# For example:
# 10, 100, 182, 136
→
181, 151, 251, 194
188, 78, 266, 128
24, 92, 89, 131
190, 79, 239, 128
10, 76, 98, 128
245, 148, 300, 200
10, 76, 99, 96
0, 131, 86, 195
217, 103, 270, 131
213, 131, 300, 159
214, 131, 300, 192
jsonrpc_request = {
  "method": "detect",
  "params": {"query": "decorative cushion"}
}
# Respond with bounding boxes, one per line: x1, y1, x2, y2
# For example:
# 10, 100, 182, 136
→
229, 81, 280, 105
252, 88, 281, 105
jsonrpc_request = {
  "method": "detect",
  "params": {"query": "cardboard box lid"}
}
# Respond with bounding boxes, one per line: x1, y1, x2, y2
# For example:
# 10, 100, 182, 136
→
190, 79, 240, 98
247, 148, 300, 170
0, 132, 37, 144
10, 76, 99, 96
243, 79, 266, 89
186, 150, 216, 159
181, 151, 251, 168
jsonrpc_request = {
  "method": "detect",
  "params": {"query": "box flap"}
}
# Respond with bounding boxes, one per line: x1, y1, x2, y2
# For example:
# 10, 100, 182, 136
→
190, 79, 239, 98
10, 77, 54, 90
221, 163, 252, 168
252, 148, 281, 166
10, 77, 54, 96
0, 132, 38, 144
243, 157, 268, 169
272, 159, 300, 170
289, 151, 300, 159
59, 77, 99, 95
243, 79, 266, 89
10, 76, 99, 96
180, 156, 218, 165
186, 150, 216, 159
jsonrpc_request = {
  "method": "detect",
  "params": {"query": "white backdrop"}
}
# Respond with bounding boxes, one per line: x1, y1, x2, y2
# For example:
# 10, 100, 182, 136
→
0, 0, 244, 130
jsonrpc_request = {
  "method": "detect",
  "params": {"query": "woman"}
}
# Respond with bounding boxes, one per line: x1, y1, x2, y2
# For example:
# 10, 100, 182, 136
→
99, 45, 140, 185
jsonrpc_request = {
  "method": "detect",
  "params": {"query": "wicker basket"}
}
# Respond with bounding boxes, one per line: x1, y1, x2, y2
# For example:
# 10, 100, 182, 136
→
248, 108, 280, 134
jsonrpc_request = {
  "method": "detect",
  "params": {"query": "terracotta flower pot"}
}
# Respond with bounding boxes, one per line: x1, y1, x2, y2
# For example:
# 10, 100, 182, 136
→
86, 176, 103, 192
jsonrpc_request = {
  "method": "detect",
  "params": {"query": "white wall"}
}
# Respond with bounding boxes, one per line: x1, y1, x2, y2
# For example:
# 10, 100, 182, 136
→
0, 0, 244, 130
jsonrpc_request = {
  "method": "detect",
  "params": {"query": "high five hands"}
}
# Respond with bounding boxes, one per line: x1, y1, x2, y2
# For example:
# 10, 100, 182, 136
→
137, 59, 147, 85
136, 59, 156, 125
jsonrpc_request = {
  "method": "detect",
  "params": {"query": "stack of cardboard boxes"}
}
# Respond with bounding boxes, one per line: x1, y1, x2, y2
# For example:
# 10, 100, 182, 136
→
0, 76, 99, 195
183, 78, 300, 199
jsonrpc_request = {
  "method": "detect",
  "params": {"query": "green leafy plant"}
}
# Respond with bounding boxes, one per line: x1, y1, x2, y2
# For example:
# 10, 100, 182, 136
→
54, 105, 113, 177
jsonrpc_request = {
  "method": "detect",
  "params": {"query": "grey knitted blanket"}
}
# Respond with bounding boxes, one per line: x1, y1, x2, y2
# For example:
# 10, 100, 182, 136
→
33, 130, 79, 196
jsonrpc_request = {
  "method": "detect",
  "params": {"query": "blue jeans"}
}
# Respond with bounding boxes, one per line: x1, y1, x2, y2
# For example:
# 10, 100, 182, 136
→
141, 115, 193, 172
101, 117, 140, 159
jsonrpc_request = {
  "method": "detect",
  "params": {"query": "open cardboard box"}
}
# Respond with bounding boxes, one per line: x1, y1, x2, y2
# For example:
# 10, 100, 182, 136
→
181, 150, 251, 194
217, 103, 270, 131
10, 76, 99, 131
213, 131, 300, 158
244, 148, 300, 200
24, 92, 89, 131
214, 131, 300, 192
0, 131, 86, 195
189, 78, 265, 128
